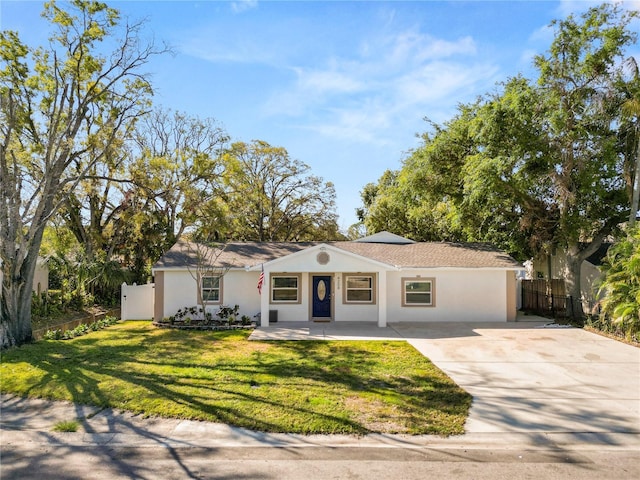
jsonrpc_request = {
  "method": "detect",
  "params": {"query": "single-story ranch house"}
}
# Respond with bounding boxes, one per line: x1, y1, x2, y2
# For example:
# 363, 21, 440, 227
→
152, 232, 524, 327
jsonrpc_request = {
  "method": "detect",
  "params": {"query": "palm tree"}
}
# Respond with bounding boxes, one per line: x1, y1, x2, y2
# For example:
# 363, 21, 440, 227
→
623, 58, 640, 226
598, 227, 640, 339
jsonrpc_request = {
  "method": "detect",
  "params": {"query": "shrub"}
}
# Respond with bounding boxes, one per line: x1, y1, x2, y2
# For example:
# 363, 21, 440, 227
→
43, 315, 119, 341
598, 227, 640, 341
174, 306, 204, 321
217, 305, 239, 324
43, 329, 63, 340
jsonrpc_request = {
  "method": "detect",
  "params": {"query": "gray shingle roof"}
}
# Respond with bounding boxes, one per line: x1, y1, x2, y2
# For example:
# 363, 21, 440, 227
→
153, 239, 523, 270
335, 241, 522, 269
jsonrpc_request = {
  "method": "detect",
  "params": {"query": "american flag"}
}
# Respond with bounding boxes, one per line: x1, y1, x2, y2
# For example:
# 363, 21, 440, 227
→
257, 265, 264, 295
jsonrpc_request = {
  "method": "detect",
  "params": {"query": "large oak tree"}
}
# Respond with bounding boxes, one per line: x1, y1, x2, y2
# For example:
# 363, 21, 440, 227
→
0, 0, 164, 347
360, 4, 639, 317
203, 140, 341, 242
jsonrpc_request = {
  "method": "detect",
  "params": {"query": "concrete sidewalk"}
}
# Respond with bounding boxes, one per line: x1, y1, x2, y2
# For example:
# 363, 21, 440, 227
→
2, 393, 639, 451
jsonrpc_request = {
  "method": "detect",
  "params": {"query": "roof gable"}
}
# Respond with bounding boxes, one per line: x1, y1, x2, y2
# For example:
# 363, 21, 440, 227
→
354, 231, 415, 244
256, 243, 394, 271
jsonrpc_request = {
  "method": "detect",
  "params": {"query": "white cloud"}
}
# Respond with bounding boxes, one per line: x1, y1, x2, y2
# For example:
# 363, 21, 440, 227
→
303, 104, 393, 146
263, 30, 495, 144
519, 48, 539, 68
179, 31, 281, 66
231, 0, 258, 14
529, 24, 554, 44
556, 0, 640, 17
180, 15, 498, 146
556, 0, 604, 17
386, 33, 476, 65
395, 62, 498, 105
356, 30, 477, 72
294, 68, 365, 95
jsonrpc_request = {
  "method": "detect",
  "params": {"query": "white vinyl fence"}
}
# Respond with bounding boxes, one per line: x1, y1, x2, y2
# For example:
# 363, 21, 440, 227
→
121, 282, 154, 320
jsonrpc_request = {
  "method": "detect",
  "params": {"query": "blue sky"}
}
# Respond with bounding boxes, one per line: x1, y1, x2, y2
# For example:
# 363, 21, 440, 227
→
2, 0, 639, 230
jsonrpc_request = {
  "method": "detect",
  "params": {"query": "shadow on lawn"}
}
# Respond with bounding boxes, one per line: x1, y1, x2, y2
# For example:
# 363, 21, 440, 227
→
257, 340, 471, 431
1, 322, 470, 437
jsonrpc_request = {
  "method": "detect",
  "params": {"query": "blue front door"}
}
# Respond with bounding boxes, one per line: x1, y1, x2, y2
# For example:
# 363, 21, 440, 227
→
312, 275, 332, 319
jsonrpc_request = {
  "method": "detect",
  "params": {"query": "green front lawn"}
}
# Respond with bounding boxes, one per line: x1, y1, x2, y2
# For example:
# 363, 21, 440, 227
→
0, 321, 471, 435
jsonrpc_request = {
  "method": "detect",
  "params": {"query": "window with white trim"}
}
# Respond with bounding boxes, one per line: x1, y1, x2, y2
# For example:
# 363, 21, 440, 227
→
402, 278, 435, 307
271, 275, 301, 303
201, 275, 221, 303
344, 274, 375, 303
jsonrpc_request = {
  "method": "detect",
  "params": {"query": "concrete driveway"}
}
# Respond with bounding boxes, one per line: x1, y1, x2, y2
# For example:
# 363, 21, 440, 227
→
251, 320, 640, 436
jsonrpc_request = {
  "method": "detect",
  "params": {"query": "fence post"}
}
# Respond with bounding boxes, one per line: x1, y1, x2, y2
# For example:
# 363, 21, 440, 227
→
568, 295, 574, 321
121, 282, 127, 321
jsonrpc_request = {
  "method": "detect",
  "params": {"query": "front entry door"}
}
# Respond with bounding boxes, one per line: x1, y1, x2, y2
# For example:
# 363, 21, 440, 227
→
312, 275, 332, 319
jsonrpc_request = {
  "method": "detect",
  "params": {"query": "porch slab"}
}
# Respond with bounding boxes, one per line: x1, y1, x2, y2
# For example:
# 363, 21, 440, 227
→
249, 322, 403, 340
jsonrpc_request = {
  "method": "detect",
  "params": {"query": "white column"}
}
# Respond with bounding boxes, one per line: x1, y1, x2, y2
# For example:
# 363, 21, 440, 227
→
260, 272, 269, 327
378, 270, 387, 328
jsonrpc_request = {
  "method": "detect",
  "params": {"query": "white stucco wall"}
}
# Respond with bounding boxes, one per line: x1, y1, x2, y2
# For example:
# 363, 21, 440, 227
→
162, 270, 197, 317
0, 259, 49, 297
222, 270, 261, 318
262, 268, 510, 323
386, 269, 509, 322
158, 245, 515, 324
33, 260, 49, 294
160, 269, 262, 320
334, 301, 379, 322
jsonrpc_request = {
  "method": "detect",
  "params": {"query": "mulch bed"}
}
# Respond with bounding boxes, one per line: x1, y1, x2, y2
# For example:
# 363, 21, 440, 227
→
152, 321, 256, 331
584, 326, 639, 348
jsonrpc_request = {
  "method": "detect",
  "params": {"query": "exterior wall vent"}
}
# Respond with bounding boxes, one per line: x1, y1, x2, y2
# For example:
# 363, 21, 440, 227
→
317, 252, 330, 265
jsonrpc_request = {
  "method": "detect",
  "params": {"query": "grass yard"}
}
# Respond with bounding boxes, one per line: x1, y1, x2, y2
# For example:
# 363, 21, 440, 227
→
0, 321, 471, 435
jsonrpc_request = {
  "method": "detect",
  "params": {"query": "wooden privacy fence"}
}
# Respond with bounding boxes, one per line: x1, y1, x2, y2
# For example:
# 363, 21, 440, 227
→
521, 279, 574, 319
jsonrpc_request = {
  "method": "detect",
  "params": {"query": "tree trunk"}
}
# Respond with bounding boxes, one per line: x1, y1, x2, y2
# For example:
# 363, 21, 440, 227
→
564, 252, 584, 320
564, 235, 609, 320
629, 142, 640, 227
1, 253, 37, 348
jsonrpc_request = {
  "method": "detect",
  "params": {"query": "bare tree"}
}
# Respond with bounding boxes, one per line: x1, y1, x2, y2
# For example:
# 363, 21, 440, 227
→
0, 1, 166, 347
130, 108, 229, 243
177, 241, 231, 319
212, 140, 340, 241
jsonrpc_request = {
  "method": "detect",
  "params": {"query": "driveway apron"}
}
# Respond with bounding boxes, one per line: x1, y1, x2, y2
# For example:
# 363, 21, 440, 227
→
392, 322, 640, 435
